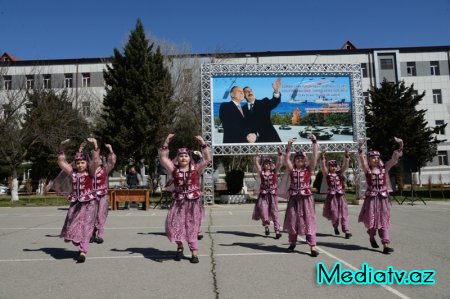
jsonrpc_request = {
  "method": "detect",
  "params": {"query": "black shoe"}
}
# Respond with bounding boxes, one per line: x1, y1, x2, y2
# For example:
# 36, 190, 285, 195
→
265, 228, 270, 236
95, 237, 104, 244
383, 247, 394, 254
190, 255, 199, 264
287, 244, 296, 252
197, 234, 203, 240
345, 233, 352, 239
334, 228, 340, 235
370, 238, 379, 248
77, 252, 86, 263
310, 250, 319, 257
89, 235, 95, 243
174, 249, 184, 261
275, 233, 282, 239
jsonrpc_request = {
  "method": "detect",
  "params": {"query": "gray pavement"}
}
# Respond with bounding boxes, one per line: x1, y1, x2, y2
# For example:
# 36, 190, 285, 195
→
0, 201, 449, 299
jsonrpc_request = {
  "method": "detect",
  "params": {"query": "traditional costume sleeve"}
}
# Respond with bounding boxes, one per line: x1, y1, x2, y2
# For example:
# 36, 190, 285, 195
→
255, 155, 262, 173
159, 145, 175, 173
308, 139, 319, 172
275, 150, 283, 172
284, 145, 293, 171
105, 152, 117, 173
57, 151, 73, 175
320, 155, 328, 176
196, 144, 212, 174
385, 149, 403, 172
90, 149, 102, 177
357, 148, 369, 173
341, 154, 350, 173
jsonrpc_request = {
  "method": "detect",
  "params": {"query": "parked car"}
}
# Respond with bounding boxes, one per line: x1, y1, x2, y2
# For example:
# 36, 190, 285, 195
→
0, 184, 10, 195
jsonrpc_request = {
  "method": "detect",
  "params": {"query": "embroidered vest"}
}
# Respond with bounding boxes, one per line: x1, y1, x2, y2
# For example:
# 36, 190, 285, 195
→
68, 171, 96, 203
172, 167, 201, 200
365, 167, 388, 197
93, 166, 108, 197
326, 173, 344, 195
260, 170, 277, 195
289, 168, 312, 196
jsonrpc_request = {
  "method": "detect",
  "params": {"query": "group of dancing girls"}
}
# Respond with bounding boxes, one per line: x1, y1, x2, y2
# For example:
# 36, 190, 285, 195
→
252, 134, 404, 257
57, 137, 116, 263
57, 132, 402, 263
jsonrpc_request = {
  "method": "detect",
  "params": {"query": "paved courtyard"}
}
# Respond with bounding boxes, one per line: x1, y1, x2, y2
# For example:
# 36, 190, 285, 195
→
0, 201, 449, 299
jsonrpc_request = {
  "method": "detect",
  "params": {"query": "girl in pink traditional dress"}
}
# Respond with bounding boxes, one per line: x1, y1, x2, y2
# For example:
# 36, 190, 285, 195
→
357, 137, 403, 254
89, 138, 116, 244
320, 150, 352, 239
282, 134, 319, 257
58, 138, 100, 263
159, 134, 211, 263
252, 147, 283, 239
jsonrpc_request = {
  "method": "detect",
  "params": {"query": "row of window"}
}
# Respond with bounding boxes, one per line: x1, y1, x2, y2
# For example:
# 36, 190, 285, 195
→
361, 61, 441, 77
363, 89, 443, 104
2, 73, 91, 90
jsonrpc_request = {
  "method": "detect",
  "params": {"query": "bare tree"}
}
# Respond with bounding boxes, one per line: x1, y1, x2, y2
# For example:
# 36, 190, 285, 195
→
0, 63, 89, 200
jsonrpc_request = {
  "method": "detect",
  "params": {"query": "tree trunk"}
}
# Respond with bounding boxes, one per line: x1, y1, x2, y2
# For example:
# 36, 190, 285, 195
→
11, 169, 19, 201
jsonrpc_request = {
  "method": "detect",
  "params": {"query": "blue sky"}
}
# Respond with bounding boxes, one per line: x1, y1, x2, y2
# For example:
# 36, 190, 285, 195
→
1, 0, 449, 60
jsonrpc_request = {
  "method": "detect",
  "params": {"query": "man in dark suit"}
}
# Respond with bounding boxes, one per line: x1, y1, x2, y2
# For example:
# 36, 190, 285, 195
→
242, 77, 282, 142
219, 86, 256, 143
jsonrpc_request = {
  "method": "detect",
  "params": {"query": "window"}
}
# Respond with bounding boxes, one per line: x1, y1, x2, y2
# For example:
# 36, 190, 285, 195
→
406, 62, 416, 76
435, 120, 446, 135
82, 73, 90, 88
437, 151, 448, 166
82, 101, 91, 117
43, 74, 51, 89
362, 92, 369, 102
432, 89, 442, 104
361, 63, 368, 77
430, 61, 440, 76
26, 75, 34, 89
380, 58, 393, 70
3, 76, 12, 90
64, 74, 73, 88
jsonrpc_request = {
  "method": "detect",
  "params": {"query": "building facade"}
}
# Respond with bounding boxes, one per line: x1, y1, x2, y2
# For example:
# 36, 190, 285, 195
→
1, 42, 449, 183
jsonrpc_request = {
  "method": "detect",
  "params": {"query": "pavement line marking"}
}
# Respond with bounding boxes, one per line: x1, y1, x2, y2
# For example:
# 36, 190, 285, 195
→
0, 224, 263, 230
298, 237, 411, 299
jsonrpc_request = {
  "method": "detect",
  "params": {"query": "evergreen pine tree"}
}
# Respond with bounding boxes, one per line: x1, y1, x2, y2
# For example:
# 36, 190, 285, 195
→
98, 19, 175, 177
365, 79, 436, 169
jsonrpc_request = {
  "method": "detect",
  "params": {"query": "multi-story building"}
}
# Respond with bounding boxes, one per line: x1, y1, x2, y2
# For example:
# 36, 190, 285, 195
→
1, 41, 449, 183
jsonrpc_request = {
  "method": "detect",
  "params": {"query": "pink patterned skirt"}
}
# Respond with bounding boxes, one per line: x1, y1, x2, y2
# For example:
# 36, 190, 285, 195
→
323, 193, 349, 222
283, 193, 316, 236
60, 200, 98, 245
252, 193, 281, 231
165, 197, 203, 243
358, 194, 391, 230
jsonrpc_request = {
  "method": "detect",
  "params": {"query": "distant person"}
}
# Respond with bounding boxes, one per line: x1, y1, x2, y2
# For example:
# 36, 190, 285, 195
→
124, 166, 142, 209
242, 77, 282, 142
219, 86, 256, 143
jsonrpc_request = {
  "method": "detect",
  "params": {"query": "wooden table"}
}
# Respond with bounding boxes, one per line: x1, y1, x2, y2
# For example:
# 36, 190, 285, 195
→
108, 189, 151, 210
